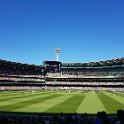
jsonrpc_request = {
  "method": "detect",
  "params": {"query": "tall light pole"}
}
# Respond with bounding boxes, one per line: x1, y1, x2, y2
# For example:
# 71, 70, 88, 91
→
55, 48, 61, 61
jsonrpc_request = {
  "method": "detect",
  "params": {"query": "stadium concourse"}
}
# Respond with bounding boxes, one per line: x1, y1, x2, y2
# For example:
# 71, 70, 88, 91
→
0, 58, 124, 124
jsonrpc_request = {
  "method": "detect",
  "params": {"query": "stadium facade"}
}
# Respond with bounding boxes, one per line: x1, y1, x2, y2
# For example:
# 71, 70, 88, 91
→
0, 58, 124, 91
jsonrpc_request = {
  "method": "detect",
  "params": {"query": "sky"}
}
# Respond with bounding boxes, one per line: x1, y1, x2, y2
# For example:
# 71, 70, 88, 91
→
0, 0, 124, 65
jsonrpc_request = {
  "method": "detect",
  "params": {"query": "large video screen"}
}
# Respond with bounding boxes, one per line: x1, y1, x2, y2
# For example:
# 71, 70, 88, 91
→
43, 61, 62, 73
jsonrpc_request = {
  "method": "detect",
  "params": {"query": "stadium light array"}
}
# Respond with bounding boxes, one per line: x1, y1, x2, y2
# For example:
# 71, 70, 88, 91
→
55, 48, 61, 61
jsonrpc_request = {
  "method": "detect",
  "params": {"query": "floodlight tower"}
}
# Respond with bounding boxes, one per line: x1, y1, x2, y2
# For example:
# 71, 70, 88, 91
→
55, 48, 61, 61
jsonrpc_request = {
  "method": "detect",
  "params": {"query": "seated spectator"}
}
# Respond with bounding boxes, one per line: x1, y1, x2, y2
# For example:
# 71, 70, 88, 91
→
101, 111, 110, 124
58, 112, 66, 124
116, 109, 124, 124
93, 111, 103, 124
72, 112, 79, 124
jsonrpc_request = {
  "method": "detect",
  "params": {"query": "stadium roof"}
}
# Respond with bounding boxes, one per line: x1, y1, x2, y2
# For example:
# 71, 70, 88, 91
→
0, 59, 44, 70
62, 57, 124, 67
0, 57, 124, 68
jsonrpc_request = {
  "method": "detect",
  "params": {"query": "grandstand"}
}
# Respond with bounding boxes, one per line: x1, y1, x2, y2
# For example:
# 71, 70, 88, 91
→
45, 58, 124, 92
0, 59, 45, 90
0, 58, 124, 91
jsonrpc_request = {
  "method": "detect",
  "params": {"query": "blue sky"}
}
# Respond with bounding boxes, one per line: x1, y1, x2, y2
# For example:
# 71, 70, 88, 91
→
0, 0, 124, 65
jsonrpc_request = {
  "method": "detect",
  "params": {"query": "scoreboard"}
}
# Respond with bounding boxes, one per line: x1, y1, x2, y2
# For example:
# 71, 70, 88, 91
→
43, 61, 62, 73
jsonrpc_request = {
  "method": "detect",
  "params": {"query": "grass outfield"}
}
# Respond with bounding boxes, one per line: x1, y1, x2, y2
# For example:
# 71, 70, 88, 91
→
0, 90, 123, 115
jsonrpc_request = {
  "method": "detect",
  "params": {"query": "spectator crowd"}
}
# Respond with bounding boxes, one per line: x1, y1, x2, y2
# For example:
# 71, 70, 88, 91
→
0, 110, 124, 124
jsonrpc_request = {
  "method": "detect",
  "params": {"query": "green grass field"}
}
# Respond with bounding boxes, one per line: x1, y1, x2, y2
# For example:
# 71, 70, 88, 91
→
0, 90, 124, 115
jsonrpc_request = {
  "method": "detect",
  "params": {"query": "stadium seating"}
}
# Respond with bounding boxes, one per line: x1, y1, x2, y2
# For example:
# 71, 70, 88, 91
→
0, 58, 124, 91
0, 110, 124, 124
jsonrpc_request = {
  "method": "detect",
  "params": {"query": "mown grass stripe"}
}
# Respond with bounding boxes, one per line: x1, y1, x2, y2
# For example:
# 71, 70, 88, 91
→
77, 92, 106, 114
96, 92, 124, 114
0, 94, 62, 112
0, 91, 52, 102
0, 92, 53, 107
45, 95, 84, 113
104, 92, 124, 105
0, 91, 33, 95
0, 92, 20, 96
0, 90, 50, 96
110, 92, 124, 98
0, 92, 36, 99
15, 94, 72, 112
